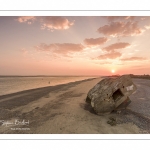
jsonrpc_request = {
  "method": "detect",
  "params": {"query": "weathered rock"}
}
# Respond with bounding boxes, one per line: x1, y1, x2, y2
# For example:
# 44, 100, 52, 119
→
86, 75, 137, 115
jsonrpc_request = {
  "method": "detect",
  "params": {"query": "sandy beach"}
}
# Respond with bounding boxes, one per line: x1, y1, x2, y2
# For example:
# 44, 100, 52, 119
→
0, 77, 150, 134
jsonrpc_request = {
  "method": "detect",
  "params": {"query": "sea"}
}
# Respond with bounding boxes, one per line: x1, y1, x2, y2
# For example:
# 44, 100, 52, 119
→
0, 76, 97, 96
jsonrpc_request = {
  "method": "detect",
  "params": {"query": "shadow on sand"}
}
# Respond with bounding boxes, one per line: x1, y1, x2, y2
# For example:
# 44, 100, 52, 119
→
79, 102, 97, 115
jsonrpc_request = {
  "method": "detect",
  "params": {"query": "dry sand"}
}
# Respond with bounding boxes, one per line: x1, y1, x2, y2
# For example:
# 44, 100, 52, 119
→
0, 77, 149, 134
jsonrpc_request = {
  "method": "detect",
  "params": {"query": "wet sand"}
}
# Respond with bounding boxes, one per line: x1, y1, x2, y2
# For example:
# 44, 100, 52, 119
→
0, 77, 150, 134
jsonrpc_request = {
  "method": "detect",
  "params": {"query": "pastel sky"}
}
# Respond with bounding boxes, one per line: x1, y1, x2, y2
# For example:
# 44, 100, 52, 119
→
0, 16, 150, 76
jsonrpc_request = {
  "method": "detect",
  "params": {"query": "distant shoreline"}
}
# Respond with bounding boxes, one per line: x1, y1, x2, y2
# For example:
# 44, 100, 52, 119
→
0, 77, 98, 98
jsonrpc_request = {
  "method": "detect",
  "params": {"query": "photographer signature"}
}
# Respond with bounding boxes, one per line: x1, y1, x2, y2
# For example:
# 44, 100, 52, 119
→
0, 119, 29, 127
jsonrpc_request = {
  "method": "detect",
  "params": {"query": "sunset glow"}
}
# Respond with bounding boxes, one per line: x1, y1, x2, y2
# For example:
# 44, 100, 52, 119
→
111, 69, 115, 73
0, 16, 150, 76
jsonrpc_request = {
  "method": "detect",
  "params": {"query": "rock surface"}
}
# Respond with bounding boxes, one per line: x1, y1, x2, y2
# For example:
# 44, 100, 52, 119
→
86, 75, 137, 115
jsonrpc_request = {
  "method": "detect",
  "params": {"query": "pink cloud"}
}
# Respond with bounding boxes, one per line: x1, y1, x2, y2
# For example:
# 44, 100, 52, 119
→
94, 61, 112, 65
21, 48, 28, 54
145, 25, 150, 29
121, 57, 147, 61
103, 42, 130, 52
20, 48, 28, 57
105, 16, 135, 21
16, 16, 74, 31
97, 21, 143, 37
16, 16, 35, 23
40, 16, 74, 30
34, 43, 84, 56
84, 37, 108, 47
96, 51, 122, 59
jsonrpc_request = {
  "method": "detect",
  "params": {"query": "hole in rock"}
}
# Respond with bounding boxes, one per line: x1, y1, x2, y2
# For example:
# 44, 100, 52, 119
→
112, 89, 124, 102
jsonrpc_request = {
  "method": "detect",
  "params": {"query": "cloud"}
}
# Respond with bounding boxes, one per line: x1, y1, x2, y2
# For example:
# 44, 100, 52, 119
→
34, 43, 85, 56
83, 37, 108, 47
16, 16, 35, 23
103, 42, 130, 52
145, 25, 150, 29
94, 61, 113, 65
16, 16, 74, 30
21, 48, 28, 54
141, 17, 146, 20
97, 21, 144, 37
105, 16, 135, 21
121, 57, 147, 61
40, 16, 74, 30
20, 48, 28, 57
96, 52, 122, 60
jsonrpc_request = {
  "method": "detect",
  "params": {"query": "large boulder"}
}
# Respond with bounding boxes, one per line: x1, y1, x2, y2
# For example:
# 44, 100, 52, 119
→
86, 75, 137, 115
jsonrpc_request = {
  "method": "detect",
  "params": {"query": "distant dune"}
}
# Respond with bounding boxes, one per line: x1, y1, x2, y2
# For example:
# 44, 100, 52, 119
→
130, 74, 150, 80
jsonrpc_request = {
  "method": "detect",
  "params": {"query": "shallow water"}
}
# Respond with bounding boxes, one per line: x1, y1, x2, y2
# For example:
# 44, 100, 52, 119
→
0, 76, 96, 96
